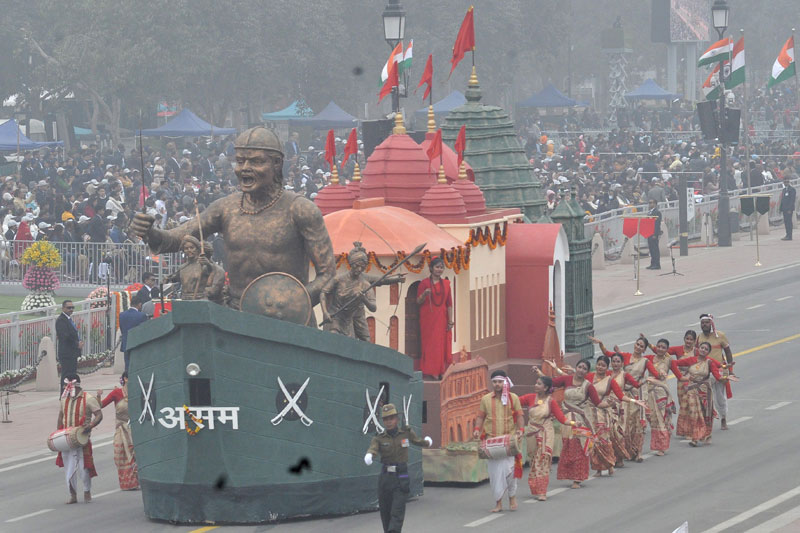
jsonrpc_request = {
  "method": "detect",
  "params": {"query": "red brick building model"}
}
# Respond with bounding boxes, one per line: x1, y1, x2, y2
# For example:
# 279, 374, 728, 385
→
439, 351, 489, 447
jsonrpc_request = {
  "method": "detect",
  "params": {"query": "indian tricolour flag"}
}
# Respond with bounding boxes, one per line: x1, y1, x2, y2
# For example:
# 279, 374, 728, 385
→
379, 40, 412, 87
767, 36, 796, 88
727, 37, 745, 89
703, 63, 722, 100
380, 42, 404, 87
698, 37, 732, 67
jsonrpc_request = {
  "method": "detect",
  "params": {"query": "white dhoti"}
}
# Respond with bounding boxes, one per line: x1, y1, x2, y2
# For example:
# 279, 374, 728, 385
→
712, 378, 728, 418
63, 447, 91, 493
487, 456, 516, 502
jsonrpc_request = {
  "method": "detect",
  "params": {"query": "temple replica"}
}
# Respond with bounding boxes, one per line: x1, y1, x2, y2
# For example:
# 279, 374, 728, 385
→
314, 84, 588, 481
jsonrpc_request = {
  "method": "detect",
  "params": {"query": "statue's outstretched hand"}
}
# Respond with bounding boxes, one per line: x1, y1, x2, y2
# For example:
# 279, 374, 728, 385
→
130, 213, 156, 239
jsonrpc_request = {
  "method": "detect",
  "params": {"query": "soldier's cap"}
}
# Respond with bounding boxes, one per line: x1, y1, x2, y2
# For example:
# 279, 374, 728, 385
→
234, 127, 284, 157
381, 404, 398, 418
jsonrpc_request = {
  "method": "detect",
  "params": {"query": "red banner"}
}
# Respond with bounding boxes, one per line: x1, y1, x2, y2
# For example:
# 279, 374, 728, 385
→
622, 217, 656, 239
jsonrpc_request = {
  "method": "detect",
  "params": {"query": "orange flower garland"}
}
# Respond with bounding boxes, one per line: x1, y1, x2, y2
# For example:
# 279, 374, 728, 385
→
183, 405, 204, 436
467, 222, 508, 249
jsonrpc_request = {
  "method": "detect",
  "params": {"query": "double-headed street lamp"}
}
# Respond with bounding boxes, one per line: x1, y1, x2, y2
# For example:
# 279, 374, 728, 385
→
382, 0, 406, 113
712, 0, 732, 246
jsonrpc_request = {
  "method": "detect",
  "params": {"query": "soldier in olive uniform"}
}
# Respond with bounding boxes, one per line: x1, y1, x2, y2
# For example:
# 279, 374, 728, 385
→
364, 403, 432, 533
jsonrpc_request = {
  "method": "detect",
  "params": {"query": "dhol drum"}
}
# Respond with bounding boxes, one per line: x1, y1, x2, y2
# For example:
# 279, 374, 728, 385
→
478, 433, 521, 460
47, 426, 89, 452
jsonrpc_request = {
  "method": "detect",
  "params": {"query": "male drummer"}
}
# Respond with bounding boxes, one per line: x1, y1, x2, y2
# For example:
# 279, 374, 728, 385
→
697, 313, 736, 430
473, 370, 524, 513
55, 374, 102, 503
129, 127, 335, 313
364, 404, 432, 532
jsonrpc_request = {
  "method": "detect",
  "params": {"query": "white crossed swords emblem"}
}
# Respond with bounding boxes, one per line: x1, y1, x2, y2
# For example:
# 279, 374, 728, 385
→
137, 373, 156, 425
402, 394, 412, 427
362, 385, 386, 434
272, 377, 313, 427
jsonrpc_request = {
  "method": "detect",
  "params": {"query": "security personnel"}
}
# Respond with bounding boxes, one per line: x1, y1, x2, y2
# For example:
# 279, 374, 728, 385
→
364, 404, 432, 533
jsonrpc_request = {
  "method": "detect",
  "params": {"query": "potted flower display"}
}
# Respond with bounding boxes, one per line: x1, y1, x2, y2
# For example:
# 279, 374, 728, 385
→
20, 241, 62, 310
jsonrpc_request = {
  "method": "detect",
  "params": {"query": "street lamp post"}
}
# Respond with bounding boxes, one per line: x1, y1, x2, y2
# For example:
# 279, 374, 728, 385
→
712, 0, 732, 247
382, 0, 406, 113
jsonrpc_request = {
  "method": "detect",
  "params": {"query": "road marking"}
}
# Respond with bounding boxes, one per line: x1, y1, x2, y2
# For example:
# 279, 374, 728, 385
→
93, 488, 121, 498
718, 312, 737, 318
746, 304, 765, 310
0, 440, 113, 473
726, 416, 752, 426
743, 505, 800, 532
652, 330, 672, 337
766, 401, 792, 410
5, 509, 53, 523
465, 514, 503, 527
732, 334, 800, 358
701, 484, 800, 533
595, 262, 800, 318
776, 296, 794, 301
189, 527, 220, 533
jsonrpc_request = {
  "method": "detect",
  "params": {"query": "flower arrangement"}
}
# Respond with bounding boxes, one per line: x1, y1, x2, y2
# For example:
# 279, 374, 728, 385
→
125, 283, 144, 293
19, 241, 62, 310
88, 286, 109, 308
22, 266, 60, 293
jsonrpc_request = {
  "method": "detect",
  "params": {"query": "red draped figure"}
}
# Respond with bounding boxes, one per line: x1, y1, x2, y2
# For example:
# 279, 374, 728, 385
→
416, 257, 453, 379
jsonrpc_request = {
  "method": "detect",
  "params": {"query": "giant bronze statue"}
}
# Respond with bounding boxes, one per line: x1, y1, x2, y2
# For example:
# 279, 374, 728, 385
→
130, 127, 335, 320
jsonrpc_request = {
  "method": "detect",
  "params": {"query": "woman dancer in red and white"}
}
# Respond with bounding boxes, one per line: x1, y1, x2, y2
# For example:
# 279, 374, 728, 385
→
584, 355, 647, 476
536, 359, 601, 489
519, 375, 574, 501
675, 341, 723, 446
589, 336, 659, 462
607, 352, 644, 468
643, 339, 683, 456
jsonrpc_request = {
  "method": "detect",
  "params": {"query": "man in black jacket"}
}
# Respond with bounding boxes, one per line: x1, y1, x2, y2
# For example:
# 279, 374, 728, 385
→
780, 175, 797, 241
56, 300, 82, 392
646, 199, 662, 270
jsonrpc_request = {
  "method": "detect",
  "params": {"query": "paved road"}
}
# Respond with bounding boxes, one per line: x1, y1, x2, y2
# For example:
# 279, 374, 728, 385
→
1, 264, 799, 533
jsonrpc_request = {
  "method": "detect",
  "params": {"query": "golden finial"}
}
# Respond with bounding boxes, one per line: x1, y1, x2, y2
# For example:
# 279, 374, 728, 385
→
469, 66, 479, 87
437, 164, 447, 184
427, 105, 436, 133
458, 161, 468, 180
392, 111, 406, 135
330, 163, 339, 185
352, 162, 362, 182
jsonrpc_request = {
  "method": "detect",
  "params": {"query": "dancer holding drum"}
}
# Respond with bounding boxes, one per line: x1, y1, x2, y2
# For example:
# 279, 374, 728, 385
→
53, 374, 102, 503
473, 370, 524, 513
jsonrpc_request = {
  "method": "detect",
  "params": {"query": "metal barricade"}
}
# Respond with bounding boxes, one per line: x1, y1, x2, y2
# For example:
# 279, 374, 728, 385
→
0, 240, 182, 288
0, 297, 112, 374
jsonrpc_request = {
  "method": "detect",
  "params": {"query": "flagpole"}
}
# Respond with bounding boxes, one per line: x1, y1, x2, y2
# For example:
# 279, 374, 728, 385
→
741, 29, 751, 194
793, 29, 800, 122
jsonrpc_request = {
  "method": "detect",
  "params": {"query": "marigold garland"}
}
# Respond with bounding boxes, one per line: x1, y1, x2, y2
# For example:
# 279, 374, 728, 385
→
467, 222, 508, 249
335, 246, 470, 274
183, 405, 204, 435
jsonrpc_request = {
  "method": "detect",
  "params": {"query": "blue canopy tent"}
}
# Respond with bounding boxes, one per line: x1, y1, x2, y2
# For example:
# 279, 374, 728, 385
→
262, 101, 313, 121
137, 109, 236, 137
0, 119, 63, 151
290, 101, 358, 130
413, 91, 466, 126
517, 84, 588, 108
625, 79, 680, 102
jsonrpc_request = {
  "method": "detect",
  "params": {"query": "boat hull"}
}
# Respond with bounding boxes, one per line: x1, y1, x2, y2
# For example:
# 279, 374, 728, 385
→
128, 301, 423, 524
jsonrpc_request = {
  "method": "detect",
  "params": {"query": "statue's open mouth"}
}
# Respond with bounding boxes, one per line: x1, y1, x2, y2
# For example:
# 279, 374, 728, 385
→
240, 176, 255, 186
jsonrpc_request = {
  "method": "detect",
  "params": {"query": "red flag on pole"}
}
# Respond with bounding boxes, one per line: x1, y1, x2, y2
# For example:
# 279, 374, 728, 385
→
454, 125, 467, 167
416, 54, 433, 100
450, 6, 475, 76
325, 129, 336, 170
426, 129, 442, 162
342, 128, 358, 166
379, 61, 399, 103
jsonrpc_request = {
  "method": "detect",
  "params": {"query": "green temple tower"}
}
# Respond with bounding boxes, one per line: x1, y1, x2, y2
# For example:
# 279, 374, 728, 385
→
441, 68, 546, 221
549, 188, 595, 359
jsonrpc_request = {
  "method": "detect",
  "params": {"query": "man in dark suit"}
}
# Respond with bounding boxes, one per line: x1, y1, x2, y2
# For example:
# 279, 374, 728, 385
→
56, 300, 82, 392
646, 199, 662, 270
136, 271, 159, 303
119, 295, 148, 372
781, 175, 797, 241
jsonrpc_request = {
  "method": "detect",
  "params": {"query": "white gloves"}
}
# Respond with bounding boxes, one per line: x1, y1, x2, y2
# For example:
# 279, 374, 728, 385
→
424, 436, 433, 447
364, 453, 373, 465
